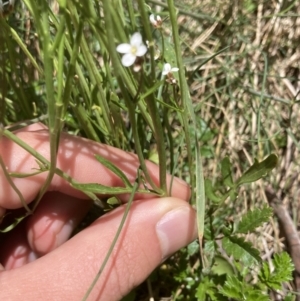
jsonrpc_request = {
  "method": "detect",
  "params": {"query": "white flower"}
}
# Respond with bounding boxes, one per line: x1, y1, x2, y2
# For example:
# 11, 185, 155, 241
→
116, 32, 147, 67
162, 63, 179, 76
149, 14, 162, 28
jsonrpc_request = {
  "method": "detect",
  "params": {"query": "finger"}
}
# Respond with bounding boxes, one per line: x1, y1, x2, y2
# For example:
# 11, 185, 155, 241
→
26, 192, 92, 256
0, 221, 38, 270
0, 197, 197, 301
0, 192, 92, 267
0, 124, 190, 209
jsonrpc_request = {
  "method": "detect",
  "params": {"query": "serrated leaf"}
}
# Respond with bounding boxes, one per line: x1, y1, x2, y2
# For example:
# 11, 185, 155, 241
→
259, 252, 294, 290
211, 256, 234, 276
222, 235, 261, 265
236, 205, 273, 233
273, 252, 294, 281
196, 277, 218, 301
236, 154, 278, 186
219, 275, 243, 299
221, 157, 234, 187
284, 293, 296, 301
220, 275, 269, 301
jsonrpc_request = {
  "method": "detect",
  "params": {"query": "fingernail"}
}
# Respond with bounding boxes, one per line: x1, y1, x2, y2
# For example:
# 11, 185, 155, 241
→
27, 250, 38, 263
156, 206, 196, 261
29, 219, 74, 254
54, 220, 74, 247
8, 246, 27, 269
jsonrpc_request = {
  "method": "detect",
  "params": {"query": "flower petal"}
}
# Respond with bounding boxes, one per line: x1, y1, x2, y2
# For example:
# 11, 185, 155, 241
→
116, 43, 131, 54
130, 32, 142, 46
162, 63, 171, 75
149, 14, 156, 25
136, 44, 147, 56
171, 67, 179, 72
121, 53, 136, 67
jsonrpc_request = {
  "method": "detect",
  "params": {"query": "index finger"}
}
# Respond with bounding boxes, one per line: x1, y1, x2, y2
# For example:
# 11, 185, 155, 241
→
0, 123, 191, 209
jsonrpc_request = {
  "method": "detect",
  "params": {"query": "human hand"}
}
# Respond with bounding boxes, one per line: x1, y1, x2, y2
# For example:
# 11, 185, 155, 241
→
0, 123, 197, 301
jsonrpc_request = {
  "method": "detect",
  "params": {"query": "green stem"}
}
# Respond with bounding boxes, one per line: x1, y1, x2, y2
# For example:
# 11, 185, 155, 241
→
0, 154, 31, 213
121, 81, 160, 192
102, 0, 161, 192
32, 0, 58, 209
81, 180, 139, 301
167, 0, 195, 194
2, 129, 100, 203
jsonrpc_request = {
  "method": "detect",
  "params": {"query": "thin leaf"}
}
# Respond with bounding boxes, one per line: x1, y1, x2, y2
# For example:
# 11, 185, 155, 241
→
95, 154, 132, 188
71, 182, 135, 195
195, 137, 206, 267
0, 215, 28, 233
236, 154, 278, 186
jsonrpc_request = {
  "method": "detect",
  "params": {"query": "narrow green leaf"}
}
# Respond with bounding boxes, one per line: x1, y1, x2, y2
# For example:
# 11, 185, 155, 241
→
221, 157, 234, 187
0, 215, 28, 233
195, 137, 205, 267
71, 182, 134, 195
222, 235, 261, 265
236, 205, 273, 234
9, 170, 45, 178
95, 154, 132, 188
139, 80, 164, 100
236, 154, 278, 185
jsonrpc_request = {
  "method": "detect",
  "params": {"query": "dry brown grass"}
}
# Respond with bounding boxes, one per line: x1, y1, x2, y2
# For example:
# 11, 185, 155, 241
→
166, 0, 300, 297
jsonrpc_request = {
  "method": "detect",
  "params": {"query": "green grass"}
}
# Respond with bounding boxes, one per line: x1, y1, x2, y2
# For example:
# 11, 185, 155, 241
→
1, 0, 300, 300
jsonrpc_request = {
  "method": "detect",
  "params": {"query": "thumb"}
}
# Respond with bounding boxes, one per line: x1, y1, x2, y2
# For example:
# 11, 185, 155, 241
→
0, 197, 197, 301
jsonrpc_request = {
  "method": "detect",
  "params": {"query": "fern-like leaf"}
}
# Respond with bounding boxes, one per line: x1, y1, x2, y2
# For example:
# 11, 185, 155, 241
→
236, 205, 273, 234
259, 252, 294, 290
220, 275, 269, 301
